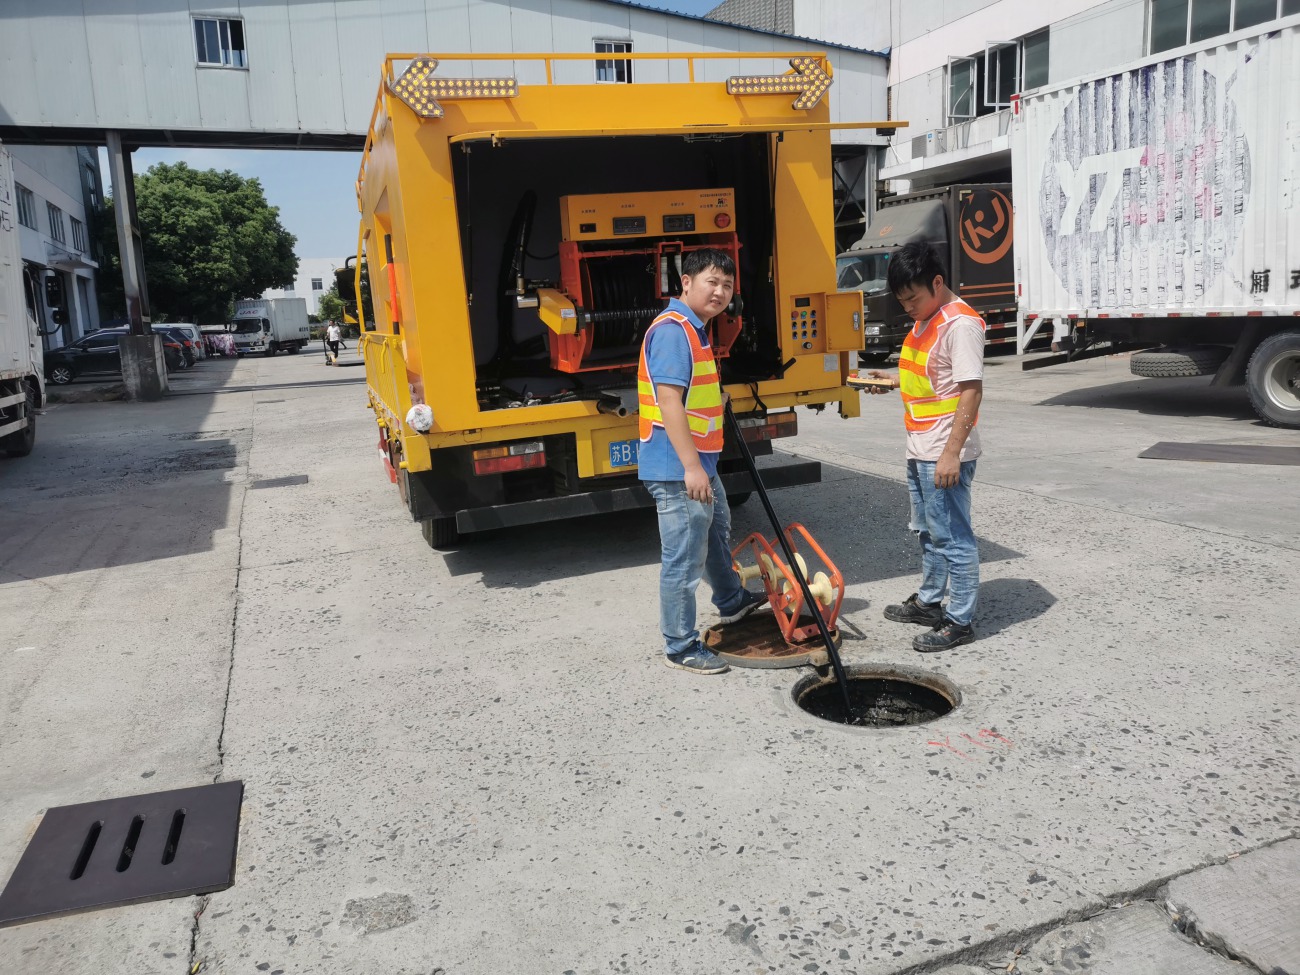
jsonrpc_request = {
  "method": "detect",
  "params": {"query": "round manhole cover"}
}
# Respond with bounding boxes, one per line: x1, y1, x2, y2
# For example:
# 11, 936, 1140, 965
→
792, 664, 960, 727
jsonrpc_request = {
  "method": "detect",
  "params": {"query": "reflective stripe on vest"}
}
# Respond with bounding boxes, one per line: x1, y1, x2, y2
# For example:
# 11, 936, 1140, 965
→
899, 299, 985, 432
637, 311, 725, 453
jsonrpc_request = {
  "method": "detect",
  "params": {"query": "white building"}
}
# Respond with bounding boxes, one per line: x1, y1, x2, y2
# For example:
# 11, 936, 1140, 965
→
713, 0, 1300, 192
6, 146, 103, 349
262, 257, 342, 319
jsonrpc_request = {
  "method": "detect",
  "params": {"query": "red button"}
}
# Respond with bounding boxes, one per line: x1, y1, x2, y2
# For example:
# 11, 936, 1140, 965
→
714, 212, 731, 229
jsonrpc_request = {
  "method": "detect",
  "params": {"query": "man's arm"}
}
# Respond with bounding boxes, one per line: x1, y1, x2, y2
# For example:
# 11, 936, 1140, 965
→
934, 380, 982, 488
656, 383, 713, 503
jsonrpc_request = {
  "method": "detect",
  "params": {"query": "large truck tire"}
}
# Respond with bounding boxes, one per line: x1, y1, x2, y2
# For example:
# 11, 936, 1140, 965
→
1246, 330, 1300, 428
265, 343, 278, 357
1, 382, 37, 457
421, 515, 459, 550
1130, 345, 1230, 378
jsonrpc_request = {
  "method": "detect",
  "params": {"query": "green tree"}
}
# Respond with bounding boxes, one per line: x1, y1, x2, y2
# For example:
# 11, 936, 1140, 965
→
97, 163, 298, 325
316, 285, 344, 324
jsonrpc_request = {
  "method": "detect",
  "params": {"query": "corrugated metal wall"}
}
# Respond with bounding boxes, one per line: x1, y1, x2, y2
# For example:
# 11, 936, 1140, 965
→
0, 0, 885, 142
1015, 17, 1300, 317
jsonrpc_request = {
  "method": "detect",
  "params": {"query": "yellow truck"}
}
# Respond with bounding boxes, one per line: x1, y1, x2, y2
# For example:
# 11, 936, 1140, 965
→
343, 51, 890, 547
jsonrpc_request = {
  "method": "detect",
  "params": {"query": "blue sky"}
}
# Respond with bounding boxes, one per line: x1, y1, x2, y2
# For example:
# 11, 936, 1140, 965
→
113, 0, 722, 265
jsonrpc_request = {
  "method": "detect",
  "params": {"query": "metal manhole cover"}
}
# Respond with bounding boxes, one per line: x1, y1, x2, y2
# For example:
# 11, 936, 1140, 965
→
0, 781, 243, 928
250, 474, 308, 489
702, 611, 837, 669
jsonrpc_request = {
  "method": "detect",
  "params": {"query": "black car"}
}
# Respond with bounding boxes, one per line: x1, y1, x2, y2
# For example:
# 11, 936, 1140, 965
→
45, 329, 185, 385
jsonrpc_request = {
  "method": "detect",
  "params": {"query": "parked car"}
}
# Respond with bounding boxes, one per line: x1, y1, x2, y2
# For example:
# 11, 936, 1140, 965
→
163, 322, 205, 360
152, 326, 197, 367
45, 329, 184, 384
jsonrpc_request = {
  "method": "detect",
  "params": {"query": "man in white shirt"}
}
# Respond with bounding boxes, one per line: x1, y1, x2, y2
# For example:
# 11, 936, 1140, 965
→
865, 242, 985, 652
325, 321, 342, 360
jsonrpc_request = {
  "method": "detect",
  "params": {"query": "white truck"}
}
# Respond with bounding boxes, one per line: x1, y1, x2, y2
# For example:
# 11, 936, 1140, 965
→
0, 142, 43, 457
1013, 17, 1300, 428
229, 297, 309, 356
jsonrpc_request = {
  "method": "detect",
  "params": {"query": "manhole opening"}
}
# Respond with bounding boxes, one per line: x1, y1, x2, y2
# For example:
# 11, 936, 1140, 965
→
793, 667, 959, 727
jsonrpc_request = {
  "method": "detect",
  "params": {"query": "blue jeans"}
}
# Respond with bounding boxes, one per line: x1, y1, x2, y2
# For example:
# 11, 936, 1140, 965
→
646, 475, 747, 656
905, 459, 979, 627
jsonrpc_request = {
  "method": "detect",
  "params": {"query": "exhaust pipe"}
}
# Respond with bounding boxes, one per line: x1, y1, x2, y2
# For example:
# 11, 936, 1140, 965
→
597, 398, 630, 417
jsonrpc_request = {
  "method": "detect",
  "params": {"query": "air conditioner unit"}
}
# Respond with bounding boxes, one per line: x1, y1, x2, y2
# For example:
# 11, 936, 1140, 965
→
912, 130, 947, 158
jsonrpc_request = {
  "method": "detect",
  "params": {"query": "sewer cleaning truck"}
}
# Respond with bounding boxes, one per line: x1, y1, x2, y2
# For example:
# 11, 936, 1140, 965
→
0, 141, 44, 458
1013, 16, 1300, 428
344, 52, 892, 547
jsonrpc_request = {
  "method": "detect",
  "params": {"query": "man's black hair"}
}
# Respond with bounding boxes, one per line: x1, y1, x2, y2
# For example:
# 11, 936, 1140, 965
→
886, 241, 947, 295
682, 247, 736, 279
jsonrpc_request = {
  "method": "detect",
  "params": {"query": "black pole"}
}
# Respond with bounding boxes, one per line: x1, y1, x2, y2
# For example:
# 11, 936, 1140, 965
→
725, 403, 857, 723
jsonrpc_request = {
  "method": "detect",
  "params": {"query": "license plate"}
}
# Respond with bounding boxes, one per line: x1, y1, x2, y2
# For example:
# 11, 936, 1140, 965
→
608, 439, 639, 469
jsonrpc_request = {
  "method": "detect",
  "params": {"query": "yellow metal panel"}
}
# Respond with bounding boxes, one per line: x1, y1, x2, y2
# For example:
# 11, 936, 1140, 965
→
824, 291, 865, 352
559, 188, 736, 241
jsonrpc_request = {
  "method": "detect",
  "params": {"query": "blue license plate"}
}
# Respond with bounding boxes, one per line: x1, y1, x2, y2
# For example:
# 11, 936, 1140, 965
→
608, 439, 639, 469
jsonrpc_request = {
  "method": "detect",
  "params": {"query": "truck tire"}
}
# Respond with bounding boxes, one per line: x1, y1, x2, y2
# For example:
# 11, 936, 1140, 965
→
0, 382, 36, 457
287, 344, 300, 354
1246, 330, 1300, 428
421, 515, 459, 549
265, 343, 278, 357
1130, 346, 1230, 378
726, 492, 752, 507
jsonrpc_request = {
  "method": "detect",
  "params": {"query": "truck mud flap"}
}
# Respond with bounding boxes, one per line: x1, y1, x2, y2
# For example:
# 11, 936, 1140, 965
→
455, 461, 822, 534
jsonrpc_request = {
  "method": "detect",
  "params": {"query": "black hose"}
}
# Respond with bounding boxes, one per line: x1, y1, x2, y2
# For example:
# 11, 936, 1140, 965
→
724, 403, 857, 724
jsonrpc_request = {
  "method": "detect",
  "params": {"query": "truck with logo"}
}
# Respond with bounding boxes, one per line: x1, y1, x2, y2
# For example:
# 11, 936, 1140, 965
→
228, 297, 309, 356
1013, 17, 1300, 428
0, 142, 44, 458
343, 52, 882, 547
836, 183, 1020, 362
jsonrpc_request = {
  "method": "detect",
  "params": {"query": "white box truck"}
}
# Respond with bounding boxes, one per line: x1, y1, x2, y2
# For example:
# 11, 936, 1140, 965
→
0, 142, 44, 457
229, 297, 309, 356
1013, 17, 1300, 428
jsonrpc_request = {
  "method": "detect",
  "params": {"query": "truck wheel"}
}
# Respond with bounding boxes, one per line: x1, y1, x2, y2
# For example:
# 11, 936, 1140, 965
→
286, 344, 300, 355
726, 492, 752, 507
1130, 346, 1230, 378
1246, 330, 1300, 428
421, 516, 459, 550
265, 343, 278, 357
0, 382, 36, 457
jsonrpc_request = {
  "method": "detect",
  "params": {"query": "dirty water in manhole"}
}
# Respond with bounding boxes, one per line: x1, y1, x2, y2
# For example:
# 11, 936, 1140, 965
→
792, 665, 960, 727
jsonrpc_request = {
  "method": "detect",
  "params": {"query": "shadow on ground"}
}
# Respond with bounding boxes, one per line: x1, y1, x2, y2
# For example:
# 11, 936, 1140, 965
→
1037, 375, 1259, 423
442, 465, 1023, 588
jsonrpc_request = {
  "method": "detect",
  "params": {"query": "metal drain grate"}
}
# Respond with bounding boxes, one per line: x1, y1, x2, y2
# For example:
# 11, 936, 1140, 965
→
0, 781, 243, 928
250, 474, 308, 489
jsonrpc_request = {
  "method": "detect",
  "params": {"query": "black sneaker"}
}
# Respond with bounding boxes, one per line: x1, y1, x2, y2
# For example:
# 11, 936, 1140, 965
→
913, 620, 975, 653
883, 593, 944, 626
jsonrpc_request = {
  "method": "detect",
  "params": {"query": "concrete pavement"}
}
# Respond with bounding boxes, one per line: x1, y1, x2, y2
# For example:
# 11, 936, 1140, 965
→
0, 347, 1297, 974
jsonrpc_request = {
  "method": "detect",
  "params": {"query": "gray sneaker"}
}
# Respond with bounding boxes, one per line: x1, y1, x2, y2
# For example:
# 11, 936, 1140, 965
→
718, 587, 769, 624
664, 645, 730, 675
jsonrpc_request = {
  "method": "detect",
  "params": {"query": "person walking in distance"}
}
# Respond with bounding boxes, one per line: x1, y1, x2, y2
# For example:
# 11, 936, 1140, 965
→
325, 321, 343, 361
863, 242, 985, 652
637, 247, 766, 675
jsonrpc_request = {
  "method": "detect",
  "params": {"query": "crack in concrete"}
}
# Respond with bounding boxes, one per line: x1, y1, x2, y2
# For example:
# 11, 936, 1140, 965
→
892, 830, 1299, 974
187, 423, 253, 975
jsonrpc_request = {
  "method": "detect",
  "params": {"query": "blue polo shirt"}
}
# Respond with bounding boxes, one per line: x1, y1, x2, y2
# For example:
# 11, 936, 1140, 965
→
638, 299, 720, 482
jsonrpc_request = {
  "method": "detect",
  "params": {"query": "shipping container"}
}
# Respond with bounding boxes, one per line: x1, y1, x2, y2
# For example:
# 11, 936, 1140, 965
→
1013, 17, 1300, 427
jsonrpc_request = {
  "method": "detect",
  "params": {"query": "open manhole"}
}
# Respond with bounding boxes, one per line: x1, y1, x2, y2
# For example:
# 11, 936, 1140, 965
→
792, 664, 960, 727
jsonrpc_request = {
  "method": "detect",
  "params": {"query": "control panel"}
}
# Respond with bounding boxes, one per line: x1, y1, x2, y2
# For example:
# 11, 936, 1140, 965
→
787, 291, 866, 355
559, 188, 736, 242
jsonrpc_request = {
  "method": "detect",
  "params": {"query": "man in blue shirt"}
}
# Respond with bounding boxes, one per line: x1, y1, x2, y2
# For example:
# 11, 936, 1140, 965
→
637, 248, 765, 675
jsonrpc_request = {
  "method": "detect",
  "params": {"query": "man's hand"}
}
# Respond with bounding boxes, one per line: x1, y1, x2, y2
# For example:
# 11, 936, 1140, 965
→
866, 370, 899, 394
684, 465, 713, 504
934, 451, 962, 489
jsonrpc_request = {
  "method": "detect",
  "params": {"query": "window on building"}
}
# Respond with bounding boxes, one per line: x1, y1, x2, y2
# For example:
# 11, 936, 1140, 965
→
947, 56, 976, 121
47, 203, 65, 244
70, 217, 87, 252
1022, 29, 1050, 89
15, 184, 37, 230
1151, 0, 1297, 53
595, 41, 633, 84
311, 278, 323, 291
194, 16, 247, 68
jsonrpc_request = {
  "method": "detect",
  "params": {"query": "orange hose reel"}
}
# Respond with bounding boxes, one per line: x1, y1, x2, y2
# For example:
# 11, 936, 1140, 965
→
732, 523, 843, 645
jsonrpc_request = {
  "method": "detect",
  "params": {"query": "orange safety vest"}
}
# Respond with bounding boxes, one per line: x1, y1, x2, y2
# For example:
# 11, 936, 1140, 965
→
899, 299, 985, 432
637, 310, 725, 454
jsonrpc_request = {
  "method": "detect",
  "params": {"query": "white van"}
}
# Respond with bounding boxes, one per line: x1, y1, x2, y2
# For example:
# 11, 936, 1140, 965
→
164, 322, 205, 359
